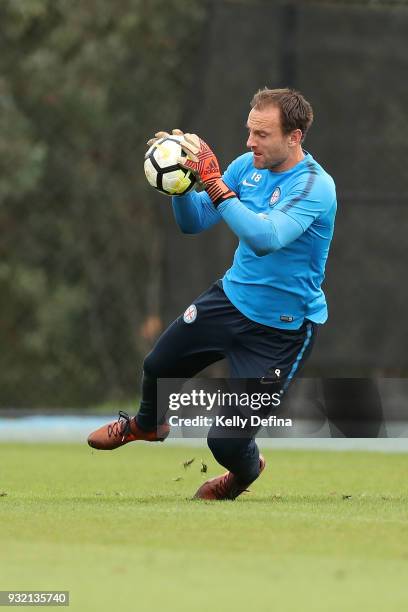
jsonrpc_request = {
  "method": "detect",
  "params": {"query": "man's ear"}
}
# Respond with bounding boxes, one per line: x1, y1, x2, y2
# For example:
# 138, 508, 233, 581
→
288, 129, 303, 147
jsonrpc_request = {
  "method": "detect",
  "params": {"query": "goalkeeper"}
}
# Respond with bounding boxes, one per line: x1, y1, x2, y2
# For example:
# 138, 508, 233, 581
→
88, 88, 337, 500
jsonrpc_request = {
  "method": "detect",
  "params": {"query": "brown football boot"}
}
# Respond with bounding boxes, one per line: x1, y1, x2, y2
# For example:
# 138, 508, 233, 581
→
87, 411, 170, 450
193, 455, 266, 500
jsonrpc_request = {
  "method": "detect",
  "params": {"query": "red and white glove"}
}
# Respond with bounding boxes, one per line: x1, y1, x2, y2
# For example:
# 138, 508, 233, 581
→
178, 133, 236, 207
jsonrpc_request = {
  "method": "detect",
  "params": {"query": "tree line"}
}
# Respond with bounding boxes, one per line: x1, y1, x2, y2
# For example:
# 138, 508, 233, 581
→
0, 0, 204, 407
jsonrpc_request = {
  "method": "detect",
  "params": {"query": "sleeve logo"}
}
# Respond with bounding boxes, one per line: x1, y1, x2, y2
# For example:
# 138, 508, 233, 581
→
270, 187, 281, 206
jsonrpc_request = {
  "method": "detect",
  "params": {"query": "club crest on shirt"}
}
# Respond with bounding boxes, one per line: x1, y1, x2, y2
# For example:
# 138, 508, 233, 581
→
183, 304, 197, 324
270, 187, 281, 207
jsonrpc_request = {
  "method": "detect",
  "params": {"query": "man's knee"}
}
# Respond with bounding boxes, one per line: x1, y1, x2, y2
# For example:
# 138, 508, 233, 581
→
143, 348, 165, 378
207, 434, 250, 463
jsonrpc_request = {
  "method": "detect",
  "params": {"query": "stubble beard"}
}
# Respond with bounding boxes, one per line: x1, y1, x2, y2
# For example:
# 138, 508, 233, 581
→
255, 156, 287, 171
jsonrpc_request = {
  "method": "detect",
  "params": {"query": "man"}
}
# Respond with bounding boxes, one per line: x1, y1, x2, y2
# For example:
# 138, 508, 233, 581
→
88, 88, 337, 500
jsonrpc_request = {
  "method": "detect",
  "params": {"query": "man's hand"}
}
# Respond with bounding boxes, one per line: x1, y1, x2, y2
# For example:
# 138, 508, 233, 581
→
146, 128, 184, 148
178, 134, 236, 207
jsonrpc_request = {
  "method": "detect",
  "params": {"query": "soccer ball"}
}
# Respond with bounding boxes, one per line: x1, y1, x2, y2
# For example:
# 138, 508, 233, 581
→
144, 135, 196, 196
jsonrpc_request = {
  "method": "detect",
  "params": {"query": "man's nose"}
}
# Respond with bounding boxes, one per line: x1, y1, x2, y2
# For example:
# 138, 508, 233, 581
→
246, 134, 255, 148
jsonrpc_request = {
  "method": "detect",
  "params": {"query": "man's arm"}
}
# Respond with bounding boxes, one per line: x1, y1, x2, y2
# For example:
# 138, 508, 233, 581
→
176, 133, 334, 250
217, 175, 336, 255
172, 190, 221, 234
217, 199, 304, 255
172, 140, 241, 234
172, 185, 303, 249
176, 133, 305, 251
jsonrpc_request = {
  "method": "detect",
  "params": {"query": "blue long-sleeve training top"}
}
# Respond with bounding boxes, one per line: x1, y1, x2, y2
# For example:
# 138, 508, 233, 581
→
172, 151, 337, 330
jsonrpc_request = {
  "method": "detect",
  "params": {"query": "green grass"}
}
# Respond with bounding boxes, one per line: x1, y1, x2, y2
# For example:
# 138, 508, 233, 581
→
1, 444, 408, 612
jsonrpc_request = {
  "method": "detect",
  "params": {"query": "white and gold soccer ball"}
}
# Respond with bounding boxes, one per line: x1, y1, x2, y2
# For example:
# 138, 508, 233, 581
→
144, 135, 196, 196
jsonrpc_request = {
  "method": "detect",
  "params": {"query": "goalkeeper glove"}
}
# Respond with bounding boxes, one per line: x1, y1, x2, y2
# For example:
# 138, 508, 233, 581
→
178, 133, 236, 207
146, 128, 184, 147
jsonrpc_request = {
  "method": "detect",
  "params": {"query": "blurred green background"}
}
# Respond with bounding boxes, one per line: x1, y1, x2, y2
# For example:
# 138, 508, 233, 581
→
0, 0, 204, 406
1, 0, 407, 408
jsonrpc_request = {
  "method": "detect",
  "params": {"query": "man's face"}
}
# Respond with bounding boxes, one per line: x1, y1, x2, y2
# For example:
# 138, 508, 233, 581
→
246, 105, 295, 170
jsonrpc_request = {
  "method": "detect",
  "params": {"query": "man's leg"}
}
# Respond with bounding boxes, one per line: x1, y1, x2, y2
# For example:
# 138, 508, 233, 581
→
88, 282, 230, 449
196, 319, 317, 499
135, 324, 225, 431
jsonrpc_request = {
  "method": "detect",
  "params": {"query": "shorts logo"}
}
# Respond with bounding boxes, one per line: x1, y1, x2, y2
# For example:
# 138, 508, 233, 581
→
183, 304, 197, 324
280, 314, 294, 322
270, 187, 281, 207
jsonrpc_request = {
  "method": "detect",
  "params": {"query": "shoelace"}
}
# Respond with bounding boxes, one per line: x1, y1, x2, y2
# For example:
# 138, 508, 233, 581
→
108, 411, 133, 442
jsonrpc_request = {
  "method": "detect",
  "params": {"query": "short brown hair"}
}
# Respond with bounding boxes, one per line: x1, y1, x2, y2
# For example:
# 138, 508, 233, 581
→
250, 88, 314, 142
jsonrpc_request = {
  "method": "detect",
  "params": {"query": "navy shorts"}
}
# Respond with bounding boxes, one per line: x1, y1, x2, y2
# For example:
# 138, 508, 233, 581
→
139, 281, 317, 445
144, 280, 316, 387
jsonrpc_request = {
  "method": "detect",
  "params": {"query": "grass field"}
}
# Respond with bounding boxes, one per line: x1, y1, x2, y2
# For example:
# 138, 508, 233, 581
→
1, 443, 408, 612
